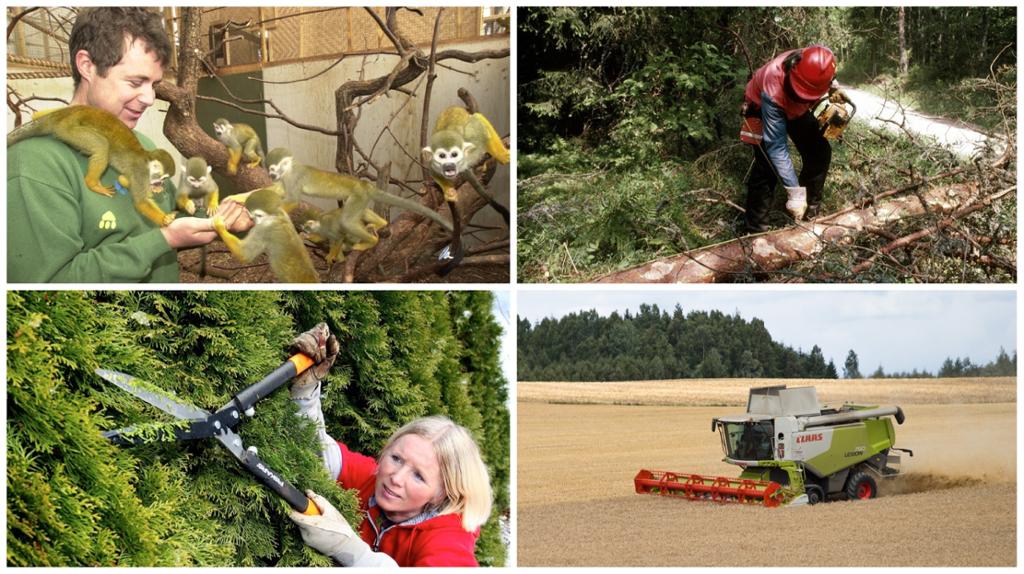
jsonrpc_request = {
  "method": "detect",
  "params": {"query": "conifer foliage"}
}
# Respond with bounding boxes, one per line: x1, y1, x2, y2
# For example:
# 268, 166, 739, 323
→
7, 291, 509, 566
518, 305, 839, 381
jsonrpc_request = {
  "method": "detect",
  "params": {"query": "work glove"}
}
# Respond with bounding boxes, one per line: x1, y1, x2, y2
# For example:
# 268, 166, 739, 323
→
288, 322, 339, 400
290, 490, 398, 567
784, 186, 808, 220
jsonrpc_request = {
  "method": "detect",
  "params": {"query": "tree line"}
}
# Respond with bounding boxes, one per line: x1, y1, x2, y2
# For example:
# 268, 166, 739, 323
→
518, 305, 1016, 382
849, 348, 1017, 379
518, 305, 839, 381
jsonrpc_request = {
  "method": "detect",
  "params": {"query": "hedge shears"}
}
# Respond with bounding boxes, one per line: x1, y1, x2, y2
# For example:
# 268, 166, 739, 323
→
96, 353, 321, 516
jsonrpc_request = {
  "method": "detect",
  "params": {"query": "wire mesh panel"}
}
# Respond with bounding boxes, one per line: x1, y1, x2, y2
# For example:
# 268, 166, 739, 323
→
7, 7, 79, 70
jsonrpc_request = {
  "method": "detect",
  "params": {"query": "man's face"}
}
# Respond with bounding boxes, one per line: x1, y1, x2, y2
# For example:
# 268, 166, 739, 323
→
80, 36, 163, 128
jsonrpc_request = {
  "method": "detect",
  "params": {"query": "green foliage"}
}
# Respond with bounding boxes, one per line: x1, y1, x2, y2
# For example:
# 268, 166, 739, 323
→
447, 293, 510, 523
695, 348, 728, 378
518, 305, 840, 381
7, 291, 232, 566
520, 8, 744, 158
7, 291, 509, 566
840, 7, 1015, 82
605, 44, 740, 163
937, 348, 1016, 378
844, 347, 1014, 379
518, 157, 733, 282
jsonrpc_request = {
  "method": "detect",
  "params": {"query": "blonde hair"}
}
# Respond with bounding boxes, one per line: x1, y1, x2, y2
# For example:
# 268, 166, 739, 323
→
382, 416, 493, 531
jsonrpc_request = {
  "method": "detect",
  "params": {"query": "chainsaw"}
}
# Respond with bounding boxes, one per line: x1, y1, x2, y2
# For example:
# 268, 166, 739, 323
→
96, 353, 321, 516
813, 87, 857, 140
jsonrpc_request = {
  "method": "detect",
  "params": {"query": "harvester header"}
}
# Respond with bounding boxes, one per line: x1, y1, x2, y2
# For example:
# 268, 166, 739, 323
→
635, 385, 913, 507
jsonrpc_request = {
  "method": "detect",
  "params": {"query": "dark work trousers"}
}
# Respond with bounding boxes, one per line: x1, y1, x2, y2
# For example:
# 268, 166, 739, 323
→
745, 111, 831, 232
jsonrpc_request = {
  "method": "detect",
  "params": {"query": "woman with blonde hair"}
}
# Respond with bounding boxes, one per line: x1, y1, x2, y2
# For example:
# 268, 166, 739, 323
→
287, 324, 493, 567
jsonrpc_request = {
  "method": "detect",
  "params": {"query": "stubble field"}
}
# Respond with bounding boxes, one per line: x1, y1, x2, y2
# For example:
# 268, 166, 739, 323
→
517, 378, 1016, 566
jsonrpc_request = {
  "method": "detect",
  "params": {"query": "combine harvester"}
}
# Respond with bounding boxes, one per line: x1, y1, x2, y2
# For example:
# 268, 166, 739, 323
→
634, 385, 913, 507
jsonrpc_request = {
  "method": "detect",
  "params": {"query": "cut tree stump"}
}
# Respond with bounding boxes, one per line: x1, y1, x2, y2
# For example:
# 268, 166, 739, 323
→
594, 183, 982, 283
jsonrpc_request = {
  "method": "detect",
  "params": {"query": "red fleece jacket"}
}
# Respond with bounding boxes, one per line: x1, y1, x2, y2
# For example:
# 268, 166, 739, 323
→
337, 442, 479, 567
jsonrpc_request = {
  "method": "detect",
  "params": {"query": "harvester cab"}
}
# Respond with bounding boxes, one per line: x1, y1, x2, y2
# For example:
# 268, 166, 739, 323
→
635, 385, 913, 507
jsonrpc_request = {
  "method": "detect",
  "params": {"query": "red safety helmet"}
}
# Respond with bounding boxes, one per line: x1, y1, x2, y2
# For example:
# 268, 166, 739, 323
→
790, 45, 835, 101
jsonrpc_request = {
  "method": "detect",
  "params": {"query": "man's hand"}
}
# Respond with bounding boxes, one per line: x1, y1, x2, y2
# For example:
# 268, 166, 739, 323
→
784, 186, 808, 220
160, 201, 254, 249
160, 217, 218, 249
216, 199, 253, 233
289, 322, 339, 397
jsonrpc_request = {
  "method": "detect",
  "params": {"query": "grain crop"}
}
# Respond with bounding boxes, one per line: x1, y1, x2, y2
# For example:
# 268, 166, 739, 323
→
517, 378, 1016, 566
518, 376, 1015, 406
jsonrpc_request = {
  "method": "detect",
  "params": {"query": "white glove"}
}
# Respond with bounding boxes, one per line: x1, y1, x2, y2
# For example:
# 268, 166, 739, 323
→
784, 186, 808, 220
290, 384, 342, 480
290, 491, 398, 567
288, 323, 339, 400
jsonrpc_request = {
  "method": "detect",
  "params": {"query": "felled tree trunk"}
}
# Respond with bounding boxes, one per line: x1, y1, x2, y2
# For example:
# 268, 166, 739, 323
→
594, 183, 982, 283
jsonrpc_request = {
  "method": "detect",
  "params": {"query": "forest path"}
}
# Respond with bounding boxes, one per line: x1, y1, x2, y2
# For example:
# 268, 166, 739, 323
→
842, 85, 1007, 160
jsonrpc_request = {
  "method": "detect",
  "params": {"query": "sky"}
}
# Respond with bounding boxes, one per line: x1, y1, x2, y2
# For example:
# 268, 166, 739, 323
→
492, 290, 514, 385
516, 290, 1016, 374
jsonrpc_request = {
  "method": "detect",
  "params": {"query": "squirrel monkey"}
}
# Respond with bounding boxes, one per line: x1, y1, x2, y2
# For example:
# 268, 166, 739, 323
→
213, 118, 266, 175
303, 207, 388, 268
176, 156, 220, 215
422, 106, 510, 222
266, 147, 453, 252
7, 105, 177, 226
212, 186, 319, 283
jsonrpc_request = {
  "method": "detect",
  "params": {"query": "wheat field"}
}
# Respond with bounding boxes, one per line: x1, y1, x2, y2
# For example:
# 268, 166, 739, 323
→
518, 376, 1016, 406
517, 378, 1016, 566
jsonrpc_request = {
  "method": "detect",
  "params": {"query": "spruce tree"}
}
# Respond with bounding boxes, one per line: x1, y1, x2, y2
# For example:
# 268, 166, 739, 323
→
825, 360, 839, 379
844, 350, 863, 379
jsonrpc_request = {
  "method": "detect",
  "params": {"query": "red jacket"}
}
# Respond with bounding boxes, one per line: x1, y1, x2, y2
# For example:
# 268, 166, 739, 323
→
742, 49, 819, 187
337, 442, 479, 567
744, 49, 817, 120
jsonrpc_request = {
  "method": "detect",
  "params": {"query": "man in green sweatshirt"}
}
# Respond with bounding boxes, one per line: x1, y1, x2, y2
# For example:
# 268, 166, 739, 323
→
8, 8, 249, 283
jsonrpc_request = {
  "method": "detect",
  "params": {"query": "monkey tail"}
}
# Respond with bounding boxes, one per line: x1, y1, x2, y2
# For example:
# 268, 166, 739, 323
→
369, 189, 454, 232
6, 118, 48, 148
472, 112, 510, 165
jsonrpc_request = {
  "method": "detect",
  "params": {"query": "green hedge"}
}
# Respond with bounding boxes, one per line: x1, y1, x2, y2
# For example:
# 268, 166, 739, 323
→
7, 291, 508, 566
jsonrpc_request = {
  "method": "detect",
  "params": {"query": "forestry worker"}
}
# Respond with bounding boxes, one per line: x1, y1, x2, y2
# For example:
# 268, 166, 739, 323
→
739, 44, 837, 233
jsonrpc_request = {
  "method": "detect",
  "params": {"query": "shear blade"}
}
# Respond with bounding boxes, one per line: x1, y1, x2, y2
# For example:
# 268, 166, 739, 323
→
214, 427, 247, 461
96, 368, 211, 421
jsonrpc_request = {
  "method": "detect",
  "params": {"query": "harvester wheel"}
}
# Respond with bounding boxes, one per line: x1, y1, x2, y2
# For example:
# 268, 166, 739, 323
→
805, 485, 825, 505
845, 470, 877, 500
